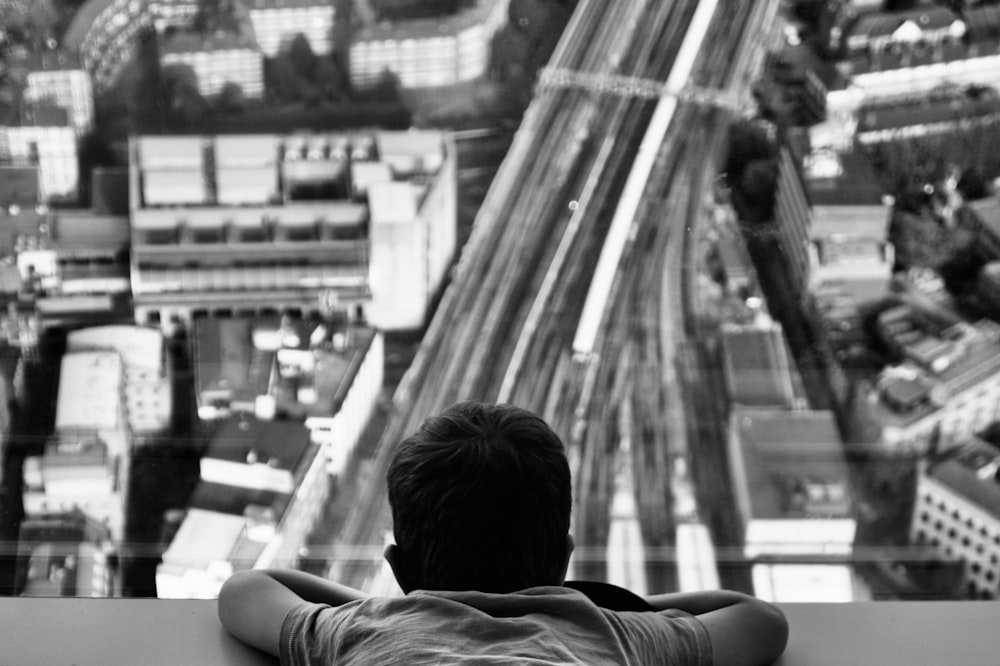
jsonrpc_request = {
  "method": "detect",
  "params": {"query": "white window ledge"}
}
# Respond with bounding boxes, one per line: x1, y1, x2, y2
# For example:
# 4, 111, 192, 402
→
0, 598, 997, 665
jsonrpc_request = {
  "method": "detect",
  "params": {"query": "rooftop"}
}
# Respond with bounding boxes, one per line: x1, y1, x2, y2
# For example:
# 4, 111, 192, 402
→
0, 166, 39, 207
873, 321, 1000, 424
850, 6, 961, 41
966, 196, 1000, 240
54, 351, 123, 433
805, 148, 886, 207
926, 437, 1000, 519
720, 318, 797, 409
203, 416, 313, 476
354, 0, 496, 41
848, 37, 1000, 76
19, 49, 83, 73
730, 408, 852, 522
193, 317, 376, 421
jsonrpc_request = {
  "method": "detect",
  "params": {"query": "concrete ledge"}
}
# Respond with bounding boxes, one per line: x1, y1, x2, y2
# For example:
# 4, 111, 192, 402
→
0, 598, 997, 665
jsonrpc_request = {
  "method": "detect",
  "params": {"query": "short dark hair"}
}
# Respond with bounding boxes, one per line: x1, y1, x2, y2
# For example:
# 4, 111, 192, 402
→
387, 401, 572, 593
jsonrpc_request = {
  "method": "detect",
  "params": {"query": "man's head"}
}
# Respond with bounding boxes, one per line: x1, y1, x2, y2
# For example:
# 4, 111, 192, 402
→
385, 401, 573, 594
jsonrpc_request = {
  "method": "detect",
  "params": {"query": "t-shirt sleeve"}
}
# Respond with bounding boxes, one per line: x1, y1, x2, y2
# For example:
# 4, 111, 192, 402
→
612, 608, 714, 665
279, 602, 336, 666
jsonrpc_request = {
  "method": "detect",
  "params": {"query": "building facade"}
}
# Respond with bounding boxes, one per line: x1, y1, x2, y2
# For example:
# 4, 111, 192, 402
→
911, 437, 1000, 599
63, 0, 200, 92
349, 0, 510, 88
825, 4, 1000, 130
160, 31, 265, 100
773, 145, 812, 294
246, 0, 336, 57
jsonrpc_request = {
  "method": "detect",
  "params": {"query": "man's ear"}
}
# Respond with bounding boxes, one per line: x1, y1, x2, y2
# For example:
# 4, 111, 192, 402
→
558, 533, 575, 584
384, 543, 418, 593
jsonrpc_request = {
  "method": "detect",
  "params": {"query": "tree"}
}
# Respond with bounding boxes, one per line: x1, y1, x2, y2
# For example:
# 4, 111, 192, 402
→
738, 158, 778, 220
218, 81, 245, 113
267, 55, 309, 103
724, 120, 775, 185
368, 69, 404, 103
314, 56, 349, 102
161, 64, 208, 124
289, 33, 317, 81
489, 24, 532, 81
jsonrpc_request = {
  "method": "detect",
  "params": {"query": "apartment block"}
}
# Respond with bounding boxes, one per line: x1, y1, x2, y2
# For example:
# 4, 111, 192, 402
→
911, 437, 1000, 599
63, 0, 200, 91
160, 31, 265, 100
350, 0, 510, 88
826, 3, 1000, 130
246, 0, 336, 57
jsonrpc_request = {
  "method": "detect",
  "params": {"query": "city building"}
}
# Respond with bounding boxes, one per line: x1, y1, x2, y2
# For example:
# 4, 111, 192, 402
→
0, 124, 79, 203
245, 0, 336, 57
870, 319, 1000, 454
23, 351, 130, 540
805, 147, 892, 310
825, 4, 1000, 130
715, 226, 755, 297
910, 437, 1000, 599
63, 0, 200, 91
16, 511, 118, 597
349, 0, 510, 88
766, 46, 830, 126
720, 312, 800, 410
22, 50, 95, 135
65, 326, 172, 437
855, 93, 1000, 147
844, 6, 965, 58
727, 407, 857, 601
963, 197, 1000, 262
14, 209, 133, 329
773, 144, 813, 294
192, 316, 382, 457
156, 417, 326, 598
160, 31, 265, 100
128, 130, 456, 332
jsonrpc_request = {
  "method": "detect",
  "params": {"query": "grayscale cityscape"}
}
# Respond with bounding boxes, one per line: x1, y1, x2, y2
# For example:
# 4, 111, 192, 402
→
1, 0, 1000, 609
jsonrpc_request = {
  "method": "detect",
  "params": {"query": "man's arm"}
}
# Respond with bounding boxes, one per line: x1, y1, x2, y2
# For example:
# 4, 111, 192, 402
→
217, 569, 369, 656
645, 590, 788, 666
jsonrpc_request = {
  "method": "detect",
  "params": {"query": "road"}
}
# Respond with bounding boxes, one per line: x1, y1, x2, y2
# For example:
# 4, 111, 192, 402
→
332, 0, 780, 593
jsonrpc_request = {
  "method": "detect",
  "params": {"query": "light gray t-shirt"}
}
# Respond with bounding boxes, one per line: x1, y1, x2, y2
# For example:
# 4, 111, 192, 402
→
280, 585, 713, 665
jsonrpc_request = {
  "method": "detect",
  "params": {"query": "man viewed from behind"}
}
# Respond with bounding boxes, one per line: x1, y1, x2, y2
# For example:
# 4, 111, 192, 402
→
219, 401, 789, 665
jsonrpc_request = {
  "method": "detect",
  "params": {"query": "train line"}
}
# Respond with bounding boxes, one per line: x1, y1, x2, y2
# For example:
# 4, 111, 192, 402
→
333, 0, 780, 594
